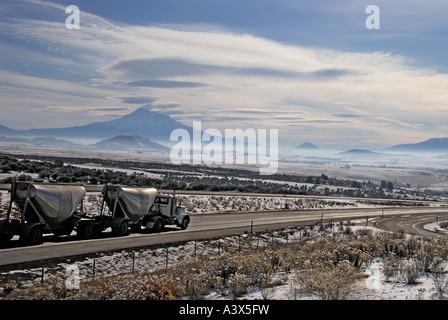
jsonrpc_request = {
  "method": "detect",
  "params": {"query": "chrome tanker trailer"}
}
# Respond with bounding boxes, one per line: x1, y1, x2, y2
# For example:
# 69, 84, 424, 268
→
0, 181, 86, 244
76, 184, 190, 239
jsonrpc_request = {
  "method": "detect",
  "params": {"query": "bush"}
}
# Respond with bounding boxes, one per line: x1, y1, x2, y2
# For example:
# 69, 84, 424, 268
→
430, 259, 448, 299
398, 259, 422, 285
295, 261, 359, 300
226, 272, 251, 297
5, 224, 448, 300
383, 254, 401, 282
146, 274, 186, 300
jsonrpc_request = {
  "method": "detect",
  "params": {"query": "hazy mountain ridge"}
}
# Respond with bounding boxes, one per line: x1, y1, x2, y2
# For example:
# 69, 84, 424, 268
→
388, 138, 448, 152
337, 149, 384, 158
0, 109, 447, 153
0, 108, 192, 143
0, 134, 169, 152
93, 135, 169, 152
0, 136, 83, 149
297, 142, 318, 149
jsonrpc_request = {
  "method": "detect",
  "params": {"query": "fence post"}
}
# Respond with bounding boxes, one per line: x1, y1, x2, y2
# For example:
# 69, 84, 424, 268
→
93, 259, 96, 280
165, 248, 169, 270
250, 220, 254, 234
132, 251, 135, 274
41, 267, 45, 283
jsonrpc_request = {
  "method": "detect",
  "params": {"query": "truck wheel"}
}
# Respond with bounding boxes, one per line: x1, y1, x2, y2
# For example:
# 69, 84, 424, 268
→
180, 217, 190, 230
112, 220, 129, 236
25, 227, 42, 245
77, 222, 94, 239
118, 220, 129, 236
153, 218, 164, 232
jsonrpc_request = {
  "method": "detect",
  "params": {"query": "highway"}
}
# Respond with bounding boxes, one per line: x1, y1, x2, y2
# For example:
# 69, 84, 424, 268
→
1, 206, 447, 267
375, 211, 448, 239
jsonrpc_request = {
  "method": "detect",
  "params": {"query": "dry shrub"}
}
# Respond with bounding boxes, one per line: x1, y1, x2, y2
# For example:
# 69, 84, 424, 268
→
4, 275, 78, 300
107, 273, 152, 300
413, 241, 448, 272
226, 272, 251, 297
398, 258, 422, 284
146, 274, 185, 300
210, 249, 282, 297
171, 257, 216, 299
295, 261, 359, 300
333, 241, 373, 269
383, 254, 401, 282
430, 258, 448, 299
7, 224, 448, 300
4, 272, 185, 300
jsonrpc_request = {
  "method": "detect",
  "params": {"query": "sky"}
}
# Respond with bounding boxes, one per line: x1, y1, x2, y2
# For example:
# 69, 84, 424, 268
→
0, 0, 447, 149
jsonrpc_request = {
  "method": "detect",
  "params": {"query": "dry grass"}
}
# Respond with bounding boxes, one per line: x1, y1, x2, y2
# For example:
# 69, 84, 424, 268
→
3, 225, 448, 300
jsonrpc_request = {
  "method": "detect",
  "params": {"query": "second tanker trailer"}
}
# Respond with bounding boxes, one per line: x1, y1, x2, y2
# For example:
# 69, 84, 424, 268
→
76, 184, 190, 239
0, 182, 190, 244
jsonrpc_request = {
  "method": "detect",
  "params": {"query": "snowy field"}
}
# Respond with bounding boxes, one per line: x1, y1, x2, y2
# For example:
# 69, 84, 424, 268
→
2, 145, 448, 194
1, 189, 439, 220
2, 220, 448, 300
1, 185, 447, 300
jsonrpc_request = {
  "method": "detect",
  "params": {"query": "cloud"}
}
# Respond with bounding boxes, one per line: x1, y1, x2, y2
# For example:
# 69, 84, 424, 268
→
110, 58, 356, 81
125, 79, 205, 88
116, 96, 157, 104
333, 114, 363, 118
0, 0, 447, 146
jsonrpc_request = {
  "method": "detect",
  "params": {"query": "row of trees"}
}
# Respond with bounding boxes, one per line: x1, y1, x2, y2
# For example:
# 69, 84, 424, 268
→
0, 155, 433, 199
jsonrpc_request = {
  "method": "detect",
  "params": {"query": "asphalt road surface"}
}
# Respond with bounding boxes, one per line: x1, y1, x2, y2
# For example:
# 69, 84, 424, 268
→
374, 211, 448, 239
1, 206, 447, 267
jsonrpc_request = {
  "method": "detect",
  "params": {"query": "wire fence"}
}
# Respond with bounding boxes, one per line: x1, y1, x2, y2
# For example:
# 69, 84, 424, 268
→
0, 219, 360, 291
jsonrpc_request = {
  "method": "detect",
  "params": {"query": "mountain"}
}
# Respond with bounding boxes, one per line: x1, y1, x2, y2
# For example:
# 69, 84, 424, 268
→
30, 137, 83, 149
388, 138, 448, 152
0, 136, 83, 149
297, 142, 318, 149
0, 108, 192, 143
0, 136, 29, 143
0, 124, 16, 135
92, 135, 169, 152
338, 149, 380, 158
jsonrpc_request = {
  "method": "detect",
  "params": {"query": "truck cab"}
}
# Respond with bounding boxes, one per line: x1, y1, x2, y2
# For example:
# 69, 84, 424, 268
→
147, 194, 189, 231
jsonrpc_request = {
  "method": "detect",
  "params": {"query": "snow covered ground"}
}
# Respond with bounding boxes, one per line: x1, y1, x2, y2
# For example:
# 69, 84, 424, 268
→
1, 221, 448, 300
1, 189, 434, 219
176, 194, 441, 215
0, 178, 447, 300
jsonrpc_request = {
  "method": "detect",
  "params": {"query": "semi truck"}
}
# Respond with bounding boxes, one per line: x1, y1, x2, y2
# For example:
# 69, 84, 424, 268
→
76, 184, 190, 239
0, 182, 190, 244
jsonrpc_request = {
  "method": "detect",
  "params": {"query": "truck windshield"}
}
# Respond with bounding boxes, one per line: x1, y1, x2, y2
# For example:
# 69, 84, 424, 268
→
154, 197, 169, 205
